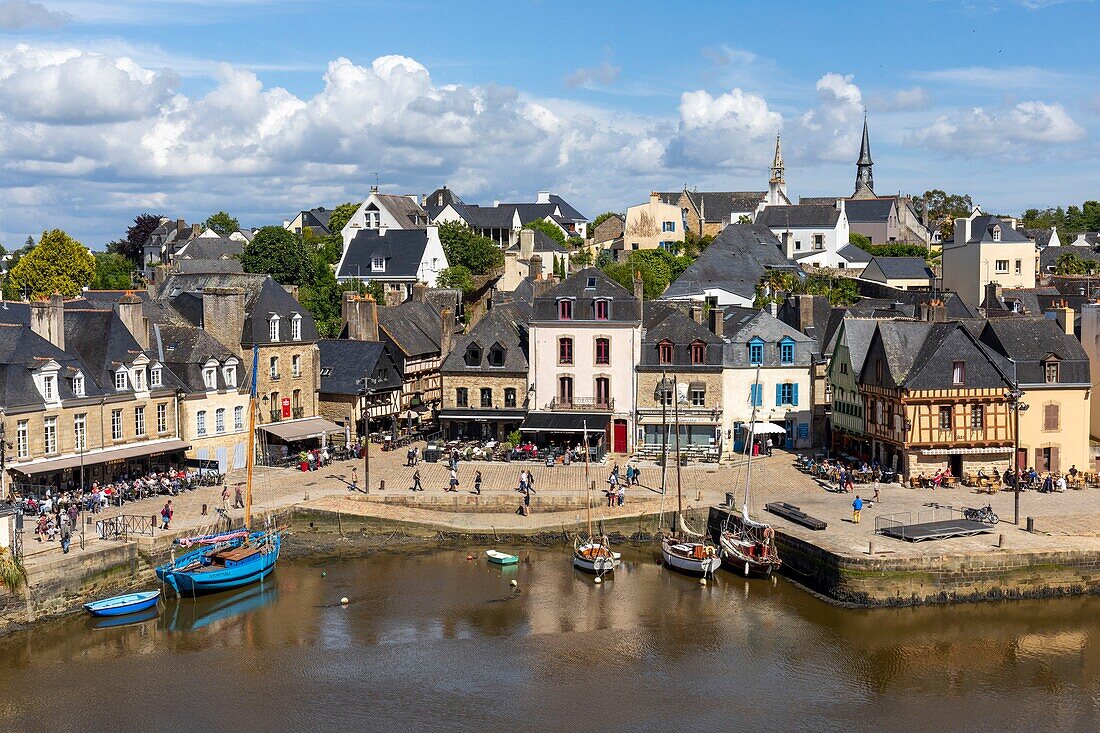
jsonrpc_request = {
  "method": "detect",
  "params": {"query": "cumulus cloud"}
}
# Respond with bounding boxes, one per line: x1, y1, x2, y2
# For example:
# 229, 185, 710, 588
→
564, 60, 620, 89
794, 72, 865, 163
907, 100, 1084, 157
0, 0, 69, 29
665, 87, 781, 168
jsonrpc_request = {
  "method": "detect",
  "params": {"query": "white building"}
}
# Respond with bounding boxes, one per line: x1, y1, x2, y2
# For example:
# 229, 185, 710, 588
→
335, 226, 448, 300
755, 201, 851, 268
434, 191, 588, 249
341, 190, 427, 248
941, 206, 1037, 308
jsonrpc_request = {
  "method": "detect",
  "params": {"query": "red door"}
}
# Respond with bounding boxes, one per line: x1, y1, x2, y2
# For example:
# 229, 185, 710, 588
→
613, 420, 627, 454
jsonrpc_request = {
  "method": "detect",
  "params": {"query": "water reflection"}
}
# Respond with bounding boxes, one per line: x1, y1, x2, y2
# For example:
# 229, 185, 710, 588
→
160, 583, 279, 633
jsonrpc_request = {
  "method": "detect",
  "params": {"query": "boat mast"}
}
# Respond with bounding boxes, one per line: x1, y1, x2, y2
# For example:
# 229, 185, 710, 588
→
673, 373, 683, 524
244, 343, 259, 530
583, 419, 591, 537
743, 362, 762, 518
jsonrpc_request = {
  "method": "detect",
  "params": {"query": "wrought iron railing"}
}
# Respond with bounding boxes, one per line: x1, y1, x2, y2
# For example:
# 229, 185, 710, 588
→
96, 514, 157, 540
269, 409, 283, 422
548, 397, 614, 411
293, 407, 305, 419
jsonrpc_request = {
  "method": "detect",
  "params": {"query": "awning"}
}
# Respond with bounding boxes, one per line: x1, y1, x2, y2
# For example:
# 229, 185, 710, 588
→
438, 409, 527, 421
520, 412, 610, 433
741, 422, 787, 435
260, 417, 343, 442
11, 438, 190, 476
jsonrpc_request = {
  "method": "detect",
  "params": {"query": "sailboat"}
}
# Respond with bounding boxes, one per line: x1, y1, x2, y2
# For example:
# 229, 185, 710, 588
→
156, 344, 282, 596
659, 374, 721, 576
720, 364, 781, 577
573, 421, 620, 574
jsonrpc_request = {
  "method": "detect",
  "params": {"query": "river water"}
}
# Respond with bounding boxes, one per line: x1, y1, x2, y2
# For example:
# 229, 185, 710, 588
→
2, 545, 1099, 732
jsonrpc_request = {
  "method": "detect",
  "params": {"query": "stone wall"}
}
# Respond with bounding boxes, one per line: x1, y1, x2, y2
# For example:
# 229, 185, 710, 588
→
255, 343, 320, 422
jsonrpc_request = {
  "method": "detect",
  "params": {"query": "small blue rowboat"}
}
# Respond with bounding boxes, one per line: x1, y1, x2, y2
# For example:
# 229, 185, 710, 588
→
485, 550, 519, 565
83, 590, 161, 617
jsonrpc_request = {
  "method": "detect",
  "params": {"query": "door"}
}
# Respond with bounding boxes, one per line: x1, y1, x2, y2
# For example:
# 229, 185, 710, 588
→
784, 419, 794, 450
949, 454, 963, 478
216, 447, 228, 474
233, 442, 246, 469
613, 420, 627, 453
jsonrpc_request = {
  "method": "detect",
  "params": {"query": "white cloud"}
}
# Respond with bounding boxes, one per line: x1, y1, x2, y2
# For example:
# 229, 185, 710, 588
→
912, 65, 1075, 91
564, 60, 620, 89
0, 0, 69, 29
794, 73, 865, 163
871, 86, 931, 112
665, 87, 781, 168
907, 100, 1085, 157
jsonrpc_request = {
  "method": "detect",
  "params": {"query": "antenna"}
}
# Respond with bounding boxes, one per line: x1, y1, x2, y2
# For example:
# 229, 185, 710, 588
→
372, 172, 381, 189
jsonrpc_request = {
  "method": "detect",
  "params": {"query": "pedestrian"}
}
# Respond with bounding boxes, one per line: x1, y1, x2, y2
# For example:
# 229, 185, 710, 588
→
413, 446, 420, 465
526, 469, 535, 490
407, 447, 415, 467
872, 483, 880, 504
518, 470, 528, 493
617, 484, 626, 507
351, 466, 359, 492
625, 465, 634, 486
234, 485, 245, 508
607, 469, 618, 506
449, 467, 459, 492
633, 466, 642, 487
521, 485, 535, 516
60, 514, 73, 554
413, 468, 423, 492
852, 495, 863, 524
474, 470, 482, 495
161, 500, 173, 530
221, 485, 231, 513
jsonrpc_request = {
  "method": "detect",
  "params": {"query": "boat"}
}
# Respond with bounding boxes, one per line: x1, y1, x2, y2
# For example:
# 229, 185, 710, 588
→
720, 364, 782, 578
156, 344, 281, 596
572, 421, 621, 575
658, 372, 721, 576
485, 550, 519, 565
88, 606, 160, 630
83, 590, 161, 617
161, 583, 279, 632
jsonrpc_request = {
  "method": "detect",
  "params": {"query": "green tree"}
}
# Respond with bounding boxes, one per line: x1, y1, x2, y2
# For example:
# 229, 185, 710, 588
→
849, 232, 872, 250
599, 248, 691, 299
241, 226, 314, 285
862, 243, 931, 259
590, 211, 622, 231
107, 213, 162, 267
204, 211, 240, 237
437, 221, 503, 275
918, 189, 973, 241
437, 265, 474, 293
571, 248, 593, 267
522, 219, 566, 247
90, 252, 134, 290
298, 254, 343, 337
9, 230, 95, 299
327, 202, 359, 238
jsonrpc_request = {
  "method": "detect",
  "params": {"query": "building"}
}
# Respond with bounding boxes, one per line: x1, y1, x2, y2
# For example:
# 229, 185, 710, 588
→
859, 257, 935, 290
340, 190, 428, 247
336, 226, 448, 300
776, 293, 845, 447
755, 202, 852, 269
826, 317, 878, 456
434, 191, 588, 248
1022, 226, 1061, 250
523, 268, 642, 454
284, 207, 331, 236
1074, 303, 1100, 443
317, 339, 402, 441
635, 303, 725, 461
624, 192, 686, 253
845, 198, 900, 244
858, 320, 1013, 479
941, 207, 1037, 308
499, 230, 568, 292
424, 186, 462, 221
591, 214, 624, 247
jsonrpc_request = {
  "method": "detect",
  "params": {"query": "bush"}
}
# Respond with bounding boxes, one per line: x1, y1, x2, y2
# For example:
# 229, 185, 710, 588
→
437, 265, 474, 293
507, 430, 522, 446
849, 232, 872, 250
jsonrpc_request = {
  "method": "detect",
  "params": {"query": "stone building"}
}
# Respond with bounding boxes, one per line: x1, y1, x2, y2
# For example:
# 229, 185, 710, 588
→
942, 208, 1037, 308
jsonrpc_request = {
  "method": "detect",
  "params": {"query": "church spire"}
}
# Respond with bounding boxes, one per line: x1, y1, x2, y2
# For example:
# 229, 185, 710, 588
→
770, 133, 784, 184
854, 112, 874, 197
767, 132, 787, 206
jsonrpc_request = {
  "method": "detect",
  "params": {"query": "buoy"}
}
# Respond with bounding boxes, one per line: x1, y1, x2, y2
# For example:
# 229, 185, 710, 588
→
594, 576, 602, 584
509, 579, 518, 587
466, 554, 473, 561
700, 578, 707, 586
321, 571, 327, 577
340, 596, 349, 605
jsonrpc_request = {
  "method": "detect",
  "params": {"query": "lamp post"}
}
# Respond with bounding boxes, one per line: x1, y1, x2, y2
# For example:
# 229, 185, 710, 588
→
1005, 358, 1029, 526
359, 374, 385, 494
656, 373, 672, 497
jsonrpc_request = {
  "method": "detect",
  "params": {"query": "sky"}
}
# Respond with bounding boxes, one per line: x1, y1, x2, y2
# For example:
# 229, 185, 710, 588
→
0, 0, 1097, 248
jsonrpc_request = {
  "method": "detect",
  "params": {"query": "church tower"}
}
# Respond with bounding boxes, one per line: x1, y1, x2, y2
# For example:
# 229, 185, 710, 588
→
767, 133, 787, 206
853, 113, 875, 198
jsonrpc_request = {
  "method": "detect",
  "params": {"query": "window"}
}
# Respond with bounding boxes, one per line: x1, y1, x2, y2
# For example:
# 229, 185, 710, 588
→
111, 409, 123, 440
691, 386, 706, 407
778, 383, 797, 406
203, 367, 217, 390
72, 374, 84, 397
44, 417, 57, 455
488, 344, 505, 367
215, 408, 225, 434
1044, 403, 1060, 431
690, 342, 705, 365
748, 339, 763, 365
558, 376, 573, 405
223, 365, 237, 388
558, 337, 573, 365
42, 375, 55, 401
464, 343, 482, 367
875, 359, 883, 383
595, 337, 610, 366
1045, 361, 1059, 383
480, 388, 492, 408
135, 406, 146, 436
16, 420, 27, 458
1015, 259, 1022, 276
196, 410, 207, 436
234, 406, 244, 431
371, 257, 386, 272
133, 368, 145, 391
594, 299, 609, 320
970, 404, 984, 430
157, 403, 168, 433
595, 377, 610, 407
269, 316, 280, 342
455, 388, 468, 407
840, 361, 848, 375
658, 385, 674, 407
662, 220, 675, 232
780, 338, 794, 365
558, 299, 573, 320
586, 277, 597, 289
749, 383, 762, 407
74, 414, 86, 452
504, 388, 517, 408
115, 370, 128, 390
994, 259, 1009, 274
150, 367, 162, 387
952, 361, 965, 386
292, 355, 301, 377
366, 210, 380, 229
813, 234, 824, 251
291, 315, 302, 341
658, 341, 673, 365
992, 225, 1002, 242
939, 405, 952, 430
270, 357, 279, 379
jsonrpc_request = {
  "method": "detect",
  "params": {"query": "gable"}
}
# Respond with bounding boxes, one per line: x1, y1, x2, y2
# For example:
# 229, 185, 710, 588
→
906, 328, 1008, 391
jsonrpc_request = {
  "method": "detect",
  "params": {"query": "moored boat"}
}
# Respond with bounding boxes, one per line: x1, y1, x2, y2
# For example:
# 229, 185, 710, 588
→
485, 550, 519, 565
572, 537, 621, 574
83, 590, 160, 617
661, 537, 721, 576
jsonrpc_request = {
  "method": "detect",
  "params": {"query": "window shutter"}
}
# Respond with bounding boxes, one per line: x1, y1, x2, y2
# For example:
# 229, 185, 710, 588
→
1051, 447, 1060, 473
775, 383, 782, 406
792, 383, 799, 406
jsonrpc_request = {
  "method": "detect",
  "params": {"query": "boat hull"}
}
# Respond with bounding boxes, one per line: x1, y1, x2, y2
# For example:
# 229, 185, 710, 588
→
157, 532, 280, 596
719, 532, 781, 578
83, 591, 161, 617
661, 539, 721, 576
572, 543, 621, 574
485, 550, 518, 565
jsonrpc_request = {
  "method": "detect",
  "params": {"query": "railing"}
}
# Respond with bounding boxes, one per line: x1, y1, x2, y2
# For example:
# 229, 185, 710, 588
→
548, 397, 614, 411
293, 407, 305, 419
96, 514, 157, 541
270, 410, 283, 422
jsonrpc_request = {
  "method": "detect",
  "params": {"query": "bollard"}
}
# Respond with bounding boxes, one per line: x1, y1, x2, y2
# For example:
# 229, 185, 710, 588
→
1026, 517, 1035, 533
868, 541, 875, 555
997, 533, 1004, 548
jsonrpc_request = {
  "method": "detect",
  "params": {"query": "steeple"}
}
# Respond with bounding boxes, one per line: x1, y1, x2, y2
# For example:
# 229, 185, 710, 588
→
770, 133, 784, 185
854, 113, 874, 197
766, 132, 787, 206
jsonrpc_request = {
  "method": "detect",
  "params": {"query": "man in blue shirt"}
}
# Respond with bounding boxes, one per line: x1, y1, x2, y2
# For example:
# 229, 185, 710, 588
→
852, 495, 863, 524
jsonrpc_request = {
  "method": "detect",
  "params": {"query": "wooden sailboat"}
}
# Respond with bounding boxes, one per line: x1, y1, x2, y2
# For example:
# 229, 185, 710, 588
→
720, 364, 781, 577
659, 374, 720, 576
157, 344, 282, 596
573, 421, 620, 574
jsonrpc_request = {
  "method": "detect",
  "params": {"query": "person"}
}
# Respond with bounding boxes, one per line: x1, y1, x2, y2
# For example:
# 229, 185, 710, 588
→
633, 466, 642, 487
350, 466, 359, 492
474, 470, 483, 495
413, 468, 423, 492
1042, 473, 1054, 493
1055, 474, 1067, 493
59, 514, 73, 554
617, 483, 626, 507
872, 484, 880, 504
526, 469, 535, 491
852, 495, 863, 524
1069, 465, 1079, 478
36, 513, 48, 542
518, 470, 528, 493
221, 485, 231, 514
413, 446, 420, 465
161, 500, 173, 530
407, 447, 415, 467
625, 465, 634, 486
234, 485, 245, 508
608, 469, 619, 504
521, 484, 535, 516
448, 467, 459, 492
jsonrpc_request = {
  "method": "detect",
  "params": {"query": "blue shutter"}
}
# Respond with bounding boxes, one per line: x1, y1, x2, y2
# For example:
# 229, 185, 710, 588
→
775, 383, 782, 406
792, 383, 799, 406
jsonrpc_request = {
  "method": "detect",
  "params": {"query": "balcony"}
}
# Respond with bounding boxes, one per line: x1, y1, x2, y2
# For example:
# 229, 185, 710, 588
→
293, 407, 305, 419
548, 397, 614, 412
269, 409, 283, 422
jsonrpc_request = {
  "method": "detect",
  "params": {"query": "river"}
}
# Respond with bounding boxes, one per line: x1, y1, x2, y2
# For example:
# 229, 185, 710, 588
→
1, 545, 1099, 732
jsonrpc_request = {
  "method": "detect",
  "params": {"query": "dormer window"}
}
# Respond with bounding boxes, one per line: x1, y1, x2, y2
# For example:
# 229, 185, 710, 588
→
952, 360, 965, 386
558, 299, 573, 320
658, 340, 673, 365
748, 338, 764, 365
1045, 360, 1060, 383
372, 257, 386, 272
594, 299, 610, 320
150, 367, 162, 387
690, 341, 706, 365
132, 368, 146, 391
586, 277, 597, 289
42, 375, 55, 401
223, 365, 238, 388
779, 337, 795, 365
291, 313, 302, 341
269, 315, 280, 342
488, 344, 505, 367
115, 370, 128, 391
72, 374, 84, 397
464, 343, 482, 367
992, 225, 1002, 242
203, 366, 218, 390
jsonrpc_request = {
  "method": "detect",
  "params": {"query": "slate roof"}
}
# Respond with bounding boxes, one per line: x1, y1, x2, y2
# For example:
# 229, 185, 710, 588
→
449, 195, 587, 231
977, 318, 1090, 386
63, 307, 149, 390
836, 244, 873, 264
0, 324, 106, 408
299, 207, 331, 233
373, 194, 427, 228
425, 187, 462, 221
317, 340, 401, 395
1022, 227, 1055, 247
756, 205, 840, 229
378, 301, 443, 359
442, 301, 530, 374
176, 258, 245, 274
658, 191, 767, 222
533, 267, 640, 322
175, 237, 244, 260
799, 196, 841, 206
864, 320, 1011, 391
661, 224, 798, 302
830, 318, 878, 376
721, 308, 815, 368
338, 229, 428, 280
965, 215, 1031, 244
155, 324, 241, 393
505, 229, 567, 255
853, 281, 978, 319
639, 302, 724, 368
844, 198, 895, 224
866, 256, 935, 280
1039, 246, 1100, 272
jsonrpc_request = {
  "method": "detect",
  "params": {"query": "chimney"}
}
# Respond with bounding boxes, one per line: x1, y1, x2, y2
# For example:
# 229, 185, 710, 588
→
520, 228, 535, 261
532, 273, 555, 299
493, 200, 501, 208
649, 191, 660, 206
282, 284, 299, 302
955, 216, 971, 246
439, 307, 454, 358
708, 305, 724, 338
798, 294, 816, 332
633, 270, 644, 302
191, 223, 202, 237
529, 253, 543, 280
984, 282, 1003, 309
342, 291, 378, 341
412, 281, 428, 303
536, 190, 551, 204
201, 287, 246, 357
29, 293, 65, 350
930, 298, 947, 323
117, 291, 148, 349
690, 305, 703, 324
176, 218, 186, 234
1054, 306, 1074, 336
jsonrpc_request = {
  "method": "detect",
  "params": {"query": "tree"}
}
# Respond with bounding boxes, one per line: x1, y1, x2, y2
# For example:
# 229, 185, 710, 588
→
9, 230, 95, 298
918, 190, 972, 241
522, 219, 566, 247
862, 243, 931, 259
849, 232, 872, 250
108, 213, 162, 267
241, 227, 315, 286
327, 202, 359, 238
90, 252, 134, 290
599, 248, 691, 299
571, 248, 593, 267
299, 254, 344, 337
204, 211, 239, 237
437, 265, 475, 293
590, 211, 622, 231
437, 221, 503, 275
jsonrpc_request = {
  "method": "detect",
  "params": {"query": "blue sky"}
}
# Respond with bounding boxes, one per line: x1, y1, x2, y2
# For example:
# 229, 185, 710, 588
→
0, 0, 1097, 247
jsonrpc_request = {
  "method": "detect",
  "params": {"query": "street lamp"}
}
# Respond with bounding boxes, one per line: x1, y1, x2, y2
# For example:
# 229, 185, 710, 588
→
358, 374, 386, 494
1006, 358, 1030, 526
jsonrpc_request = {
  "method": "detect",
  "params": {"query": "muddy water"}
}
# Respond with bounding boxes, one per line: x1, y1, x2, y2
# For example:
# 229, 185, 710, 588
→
1, 545, 1099, 732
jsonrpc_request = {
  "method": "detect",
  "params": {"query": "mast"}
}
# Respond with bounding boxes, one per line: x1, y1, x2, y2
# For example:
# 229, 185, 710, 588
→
743, 362, 762, 520
583, 419, 591, 537
673, 374, 683, 523
244, 343, 259, 530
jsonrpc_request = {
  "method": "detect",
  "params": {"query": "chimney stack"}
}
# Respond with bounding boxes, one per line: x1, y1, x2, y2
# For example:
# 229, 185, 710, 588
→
342, 291, 378, 341
117, 291, 148, 349
176, 218, 186, 234
282, 284, 299, 302
202, 287, 246, 358
439, 307, 454, 358
536, 191, 551, 204
29, 293, 65, 350
191, 223, 202, 237
412, 281, 428, 303
955, 216, 971, 246
690, 305, 703, 324
798, 294, 816, 333
1055, 305, 1074, 336
984, 282, 1003, 310
708, 305, 725, 338
520, 228, 535, 261
633, 270, 644, 302
529, 253, 543, 280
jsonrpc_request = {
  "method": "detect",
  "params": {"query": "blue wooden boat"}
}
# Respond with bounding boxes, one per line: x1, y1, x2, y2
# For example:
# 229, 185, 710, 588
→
83, 590, 160, 617
156, 530, 280, 596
